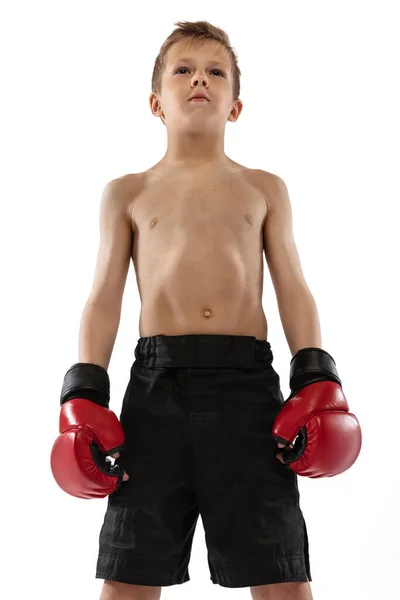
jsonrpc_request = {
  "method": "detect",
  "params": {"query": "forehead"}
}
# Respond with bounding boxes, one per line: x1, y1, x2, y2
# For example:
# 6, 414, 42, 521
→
166, 39, 230, 67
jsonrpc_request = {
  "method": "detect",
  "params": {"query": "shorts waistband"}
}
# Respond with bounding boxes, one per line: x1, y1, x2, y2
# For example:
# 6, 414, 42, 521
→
133, 334, 273, 369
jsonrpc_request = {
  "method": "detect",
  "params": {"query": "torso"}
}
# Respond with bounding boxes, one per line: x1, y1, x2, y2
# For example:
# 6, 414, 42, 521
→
123, 159, 272, 341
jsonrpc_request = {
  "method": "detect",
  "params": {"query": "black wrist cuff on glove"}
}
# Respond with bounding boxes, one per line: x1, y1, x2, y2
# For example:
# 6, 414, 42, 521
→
289, 347, 342, 397
60, 363, 110, 408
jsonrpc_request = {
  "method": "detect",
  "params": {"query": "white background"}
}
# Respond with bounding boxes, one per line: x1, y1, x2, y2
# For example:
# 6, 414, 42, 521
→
1, 1, 399, 599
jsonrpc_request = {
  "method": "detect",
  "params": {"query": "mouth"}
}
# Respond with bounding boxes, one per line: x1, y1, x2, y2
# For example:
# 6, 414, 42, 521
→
189, 94, 209, 101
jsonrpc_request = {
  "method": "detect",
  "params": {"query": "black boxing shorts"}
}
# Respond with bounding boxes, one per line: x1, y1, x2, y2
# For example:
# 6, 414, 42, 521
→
95, 334, 311, 588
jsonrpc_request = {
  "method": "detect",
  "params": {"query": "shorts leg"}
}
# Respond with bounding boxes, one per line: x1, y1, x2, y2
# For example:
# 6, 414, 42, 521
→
95, 364, 199, 587
190, 362, 312, 588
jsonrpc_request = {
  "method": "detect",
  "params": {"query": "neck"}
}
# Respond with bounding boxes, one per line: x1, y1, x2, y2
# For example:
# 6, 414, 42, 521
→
160, 130, 228, 169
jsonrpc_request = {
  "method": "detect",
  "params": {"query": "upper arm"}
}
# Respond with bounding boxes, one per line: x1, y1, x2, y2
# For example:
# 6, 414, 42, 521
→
87, 177, 133, 311
262, 173, 309, 298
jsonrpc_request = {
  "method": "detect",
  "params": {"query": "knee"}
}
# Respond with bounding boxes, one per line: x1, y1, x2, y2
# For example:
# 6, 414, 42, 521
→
101, 581, 162, 600
251, 581, 312, 600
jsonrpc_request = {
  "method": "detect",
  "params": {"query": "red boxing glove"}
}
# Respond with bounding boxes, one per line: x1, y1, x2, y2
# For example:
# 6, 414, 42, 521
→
51, 398, 126, 498
51, 362, 126, 499
272, 348, 362, 478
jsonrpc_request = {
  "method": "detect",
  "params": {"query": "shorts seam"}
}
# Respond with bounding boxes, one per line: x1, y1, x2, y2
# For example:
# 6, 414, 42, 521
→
98, 551, 177, 565
210, 553, 306, 566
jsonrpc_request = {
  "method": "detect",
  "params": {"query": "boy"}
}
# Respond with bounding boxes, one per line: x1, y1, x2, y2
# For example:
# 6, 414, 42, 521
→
51, 20, 361, 600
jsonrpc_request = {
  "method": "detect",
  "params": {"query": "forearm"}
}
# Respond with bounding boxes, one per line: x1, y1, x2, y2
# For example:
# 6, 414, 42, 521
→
277, 287, 322, 356
78, 302, 121, 370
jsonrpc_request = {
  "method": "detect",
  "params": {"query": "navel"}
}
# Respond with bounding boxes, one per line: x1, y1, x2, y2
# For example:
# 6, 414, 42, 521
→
202, 308, 212, 319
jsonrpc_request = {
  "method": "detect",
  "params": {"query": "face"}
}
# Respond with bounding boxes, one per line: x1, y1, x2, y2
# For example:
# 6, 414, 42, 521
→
149, 39, 243, 130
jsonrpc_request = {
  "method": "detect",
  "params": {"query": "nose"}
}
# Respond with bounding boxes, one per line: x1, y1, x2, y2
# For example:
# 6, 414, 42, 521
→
191, 74, 209, 89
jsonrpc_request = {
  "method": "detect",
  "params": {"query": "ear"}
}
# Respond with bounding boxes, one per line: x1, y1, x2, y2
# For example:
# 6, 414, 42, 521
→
228, 98, 243, 122
149, 92, 162, 117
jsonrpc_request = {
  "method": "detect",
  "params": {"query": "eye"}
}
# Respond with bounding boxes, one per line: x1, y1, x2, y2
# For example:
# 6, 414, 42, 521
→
175, 67, 224, 77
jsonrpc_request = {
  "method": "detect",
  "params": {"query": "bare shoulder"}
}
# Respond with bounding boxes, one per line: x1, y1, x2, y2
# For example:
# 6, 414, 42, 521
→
104, 172, 147, 225
109, 172, 146, 199
248, 169, 288, 211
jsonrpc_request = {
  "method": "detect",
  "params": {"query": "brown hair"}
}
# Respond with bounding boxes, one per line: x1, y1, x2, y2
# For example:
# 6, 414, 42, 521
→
151, 20, 241, 102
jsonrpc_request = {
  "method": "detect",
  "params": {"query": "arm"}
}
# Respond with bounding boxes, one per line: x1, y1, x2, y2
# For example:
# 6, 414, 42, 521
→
262, 172, 362, 477
51, 177, 134, 500
262, 172, 322, 356
78, 176, 134, 370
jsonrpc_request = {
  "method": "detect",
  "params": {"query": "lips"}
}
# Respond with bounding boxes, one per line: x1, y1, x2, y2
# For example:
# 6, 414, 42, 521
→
189, 94, 209, 101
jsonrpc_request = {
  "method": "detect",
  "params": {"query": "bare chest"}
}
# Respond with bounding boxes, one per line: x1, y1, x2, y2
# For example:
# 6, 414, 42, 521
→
128, 168, 268, 249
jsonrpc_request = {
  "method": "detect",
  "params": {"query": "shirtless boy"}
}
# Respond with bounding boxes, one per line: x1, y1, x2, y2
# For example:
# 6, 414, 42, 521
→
51, 20, 362, 600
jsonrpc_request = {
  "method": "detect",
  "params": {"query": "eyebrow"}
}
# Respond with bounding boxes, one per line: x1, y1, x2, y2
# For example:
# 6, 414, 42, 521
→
172, 58, 228, 68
